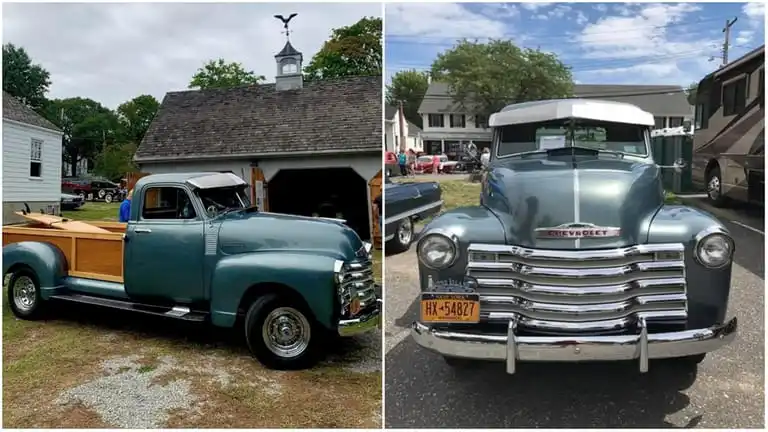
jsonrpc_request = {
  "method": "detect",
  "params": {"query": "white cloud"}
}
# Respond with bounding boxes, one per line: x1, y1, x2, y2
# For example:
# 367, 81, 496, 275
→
575, 10, 589, 26
735, 30, 755, 45
743, 2, 765, 29
583, 62, 680, 77
522, 3, 551, 12
548, 5, 572, 19
385, 3, 507, 39
594, 4, 608, 13
479, 3, 519, 20
3, 3, 380, 109
535, 14, 549, 21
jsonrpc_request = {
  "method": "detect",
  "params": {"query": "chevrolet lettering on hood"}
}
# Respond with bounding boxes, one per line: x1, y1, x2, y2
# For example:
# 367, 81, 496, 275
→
411, 98, 738, 378
535, 223, 621, 239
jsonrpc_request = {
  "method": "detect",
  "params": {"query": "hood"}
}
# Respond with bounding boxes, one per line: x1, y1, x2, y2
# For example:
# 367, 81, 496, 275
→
483, 155, 663, 249
216, 210, 365, 261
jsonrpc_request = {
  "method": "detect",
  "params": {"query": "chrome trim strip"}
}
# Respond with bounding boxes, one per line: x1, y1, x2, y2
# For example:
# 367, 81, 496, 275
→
384, 200, 443, 225
483, 310, 688, 332
467, 260, 684, 277
467, 243, 684, 260
475, 277, 686, 299
412, 317, 738, 374
573, 169, 581, 248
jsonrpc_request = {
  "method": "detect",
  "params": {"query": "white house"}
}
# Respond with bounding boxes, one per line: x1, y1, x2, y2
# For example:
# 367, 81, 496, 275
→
3, 92, 64, 224
384, 104, 424, 153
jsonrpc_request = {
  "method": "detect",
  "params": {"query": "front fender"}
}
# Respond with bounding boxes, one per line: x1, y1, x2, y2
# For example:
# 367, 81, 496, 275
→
647, 205, 733, 329
209, 251, 339, 329
2, 241, 68, 299
417, 206, 506, 291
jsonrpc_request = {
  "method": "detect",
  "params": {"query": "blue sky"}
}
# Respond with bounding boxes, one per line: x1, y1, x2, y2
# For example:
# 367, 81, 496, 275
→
385, 2, 765, 87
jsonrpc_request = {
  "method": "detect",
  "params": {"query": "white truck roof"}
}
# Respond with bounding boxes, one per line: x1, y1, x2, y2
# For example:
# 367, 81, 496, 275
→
489, 99, 655, 128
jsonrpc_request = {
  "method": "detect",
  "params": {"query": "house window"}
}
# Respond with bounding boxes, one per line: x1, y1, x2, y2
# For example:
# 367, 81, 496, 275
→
30, 139, 42, 178
449, 114, 466, 128
141, 187, 197, 220
668, 117, 684, 127
722, 76, 747, 116
653, 117, 666, 129
474, 115, 488, 128
428, 114, 444, 128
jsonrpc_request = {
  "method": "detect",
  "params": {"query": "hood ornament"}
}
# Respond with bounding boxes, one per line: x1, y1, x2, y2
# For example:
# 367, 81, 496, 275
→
535, 222, 621, 239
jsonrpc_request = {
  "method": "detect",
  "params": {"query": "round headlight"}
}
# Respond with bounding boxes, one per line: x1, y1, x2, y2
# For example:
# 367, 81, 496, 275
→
417, 233, 458, 269
695, 231, 733, 268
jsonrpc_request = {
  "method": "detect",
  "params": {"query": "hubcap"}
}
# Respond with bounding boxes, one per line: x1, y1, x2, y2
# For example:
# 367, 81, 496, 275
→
12, 275, 36, 313
261, 307, 311, 358
708, 175, 721, 200
398, 220, 413, 245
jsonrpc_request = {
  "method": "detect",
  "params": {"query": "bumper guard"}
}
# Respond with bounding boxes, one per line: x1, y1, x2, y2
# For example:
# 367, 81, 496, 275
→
411, 317, 737, 374
338, 298, 382, 337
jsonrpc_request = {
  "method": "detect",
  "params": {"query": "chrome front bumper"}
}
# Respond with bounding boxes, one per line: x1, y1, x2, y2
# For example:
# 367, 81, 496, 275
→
411, 317, 737, 374
338, 298, 382, 337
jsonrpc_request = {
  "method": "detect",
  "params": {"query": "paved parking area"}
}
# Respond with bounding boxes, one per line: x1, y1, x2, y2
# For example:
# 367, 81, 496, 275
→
383, 203, 764, 428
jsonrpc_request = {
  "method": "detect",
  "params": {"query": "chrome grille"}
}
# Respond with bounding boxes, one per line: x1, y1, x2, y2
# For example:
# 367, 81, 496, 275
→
339, 259, 377, 316
466, 243, 687, 333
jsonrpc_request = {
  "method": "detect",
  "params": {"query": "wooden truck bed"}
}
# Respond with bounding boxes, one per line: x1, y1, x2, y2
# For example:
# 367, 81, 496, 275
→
3, 221, 127, 283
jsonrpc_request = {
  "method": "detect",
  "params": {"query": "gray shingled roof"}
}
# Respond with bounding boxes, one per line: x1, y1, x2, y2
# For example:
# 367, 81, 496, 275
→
136, 75, 381, 161
418, 83, 692, 117
2, 92, 62, 132
385, 105, 398, 120
407, 120, 421, 136
275, 41, 302, 58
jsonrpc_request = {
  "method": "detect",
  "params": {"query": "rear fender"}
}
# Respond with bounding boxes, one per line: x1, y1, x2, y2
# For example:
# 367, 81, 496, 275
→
2, 242, 68, 299
209, 252, 339, 329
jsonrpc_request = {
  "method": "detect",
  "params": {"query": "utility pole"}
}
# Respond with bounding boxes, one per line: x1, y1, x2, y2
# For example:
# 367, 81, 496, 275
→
721, 17, 738, 66
398, 99, 406, 153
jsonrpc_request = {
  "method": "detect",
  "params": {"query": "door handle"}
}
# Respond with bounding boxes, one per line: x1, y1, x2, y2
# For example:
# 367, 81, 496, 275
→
135, 228, 152, 234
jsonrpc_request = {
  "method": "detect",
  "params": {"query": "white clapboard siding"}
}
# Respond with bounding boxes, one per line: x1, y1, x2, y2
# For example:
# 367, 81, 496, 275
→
2, 120, 63, 202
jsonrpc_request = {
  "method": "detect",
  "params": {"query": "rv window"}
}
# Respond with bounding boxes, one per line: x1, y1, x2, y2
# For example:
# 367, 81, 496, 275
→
722, 77, 747, 116
760, 69, 765, 108
668, 117, 684, 127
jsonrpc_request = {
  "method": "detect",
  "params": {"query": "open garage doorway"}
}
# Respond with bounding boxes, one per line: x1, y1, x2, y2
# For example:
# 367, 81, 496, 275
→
268, 167, 371, 241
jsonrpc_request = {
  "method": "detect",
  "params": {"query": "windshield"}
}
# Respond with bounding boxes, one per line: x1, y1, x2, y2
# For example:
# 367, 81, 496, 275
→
496, 119, 649, 158
196, 185, 251, 216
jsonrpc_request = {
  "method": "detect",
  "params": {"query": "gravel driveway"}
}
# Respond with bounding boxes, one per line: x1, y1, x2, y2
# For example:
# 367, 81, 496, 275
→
384, 208, 764, 428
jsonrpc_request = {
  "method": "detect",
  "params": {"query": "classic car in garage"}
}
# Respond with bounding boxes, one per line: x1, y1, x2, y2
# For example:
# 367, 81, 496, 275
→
383, 175, 443, 253
411, 99, 737, 375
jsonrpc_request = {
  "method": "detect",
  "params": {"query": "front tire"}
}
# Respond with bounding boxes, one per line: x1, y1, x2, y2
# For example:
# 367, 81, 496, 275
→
104, 192, 113, 203
386, 217, 413, 254
706, 165, 728, 207
7, 268, 46, 320
244, 293, 323, 370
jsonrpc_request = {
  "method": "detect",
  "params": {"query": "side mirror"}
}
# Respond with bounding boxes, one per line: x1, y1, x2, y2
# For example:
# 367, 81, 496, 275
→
683, 120, 692, 132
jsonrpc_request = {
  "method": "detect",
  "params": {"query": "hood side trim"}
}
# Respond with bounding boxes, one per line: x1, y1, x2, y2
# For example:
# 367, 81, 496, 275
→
574, 169, 580, 248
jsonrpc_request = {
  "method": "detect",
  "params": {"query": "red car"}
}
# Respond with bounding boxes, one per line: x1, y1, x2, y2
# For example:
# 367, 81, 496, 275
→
414, 155, 458, 174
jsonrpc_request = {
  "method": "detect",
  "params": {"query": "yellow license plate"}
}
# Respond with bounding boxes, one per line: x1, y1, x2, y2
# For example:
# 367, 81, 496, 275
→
420, 293, 480, 323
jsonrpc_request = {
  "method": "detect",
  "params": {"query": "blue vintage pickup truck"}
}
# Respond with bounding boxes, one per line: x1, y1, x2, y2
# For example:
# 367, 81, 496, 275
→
3, 172, 381, 370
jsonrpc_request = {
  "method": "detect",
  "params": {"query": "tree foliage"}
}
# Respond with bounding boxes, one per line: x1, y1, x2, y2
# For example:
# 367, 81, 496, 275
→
386, 70, 430, 128
40, 98, 121, 176
685, 82, 698, 105
2, 43, 51, 111
431, 40, 574, 117
116, 94, 160, 144
304, 17, 382, 80
93, 142, 138, 181
189, 59, 265, 89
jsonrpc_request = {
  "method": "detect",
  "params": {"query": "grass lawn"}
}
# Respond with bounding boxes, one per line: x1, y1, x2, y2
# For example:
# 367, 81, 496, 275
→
4, 202, 382, 428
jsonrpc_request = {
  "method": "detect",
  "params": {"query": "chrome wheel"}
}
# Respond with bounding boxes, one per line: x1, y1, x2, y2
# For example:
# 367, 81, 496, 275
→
12, 275, 37, 313
261, 307, 311, 358
708, 175, 721, 200
398, 219, 413, 245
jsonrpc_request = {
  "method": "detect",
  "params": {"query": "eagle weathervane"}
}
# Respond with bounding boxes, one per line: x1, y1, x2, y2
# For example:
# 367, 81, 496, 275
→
273, 13, 298, 40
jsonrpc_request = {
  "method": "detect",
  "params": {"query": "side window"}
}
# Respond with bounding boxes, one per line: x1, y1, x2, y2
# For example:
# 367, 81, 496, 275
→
141, 187, 197, 220
722, 76, 747, 116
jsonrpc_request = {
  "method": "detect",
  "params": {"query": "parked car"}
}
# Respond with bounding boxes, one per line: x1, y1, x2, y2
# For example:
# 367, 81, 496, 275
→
415, 155, 458, 174
385, 151, 400, 177
60, 193, 85, 211
383, 175, 443, 253
61, 176, 120, 202
411, 98, 737, 375
4, 172, 381, 370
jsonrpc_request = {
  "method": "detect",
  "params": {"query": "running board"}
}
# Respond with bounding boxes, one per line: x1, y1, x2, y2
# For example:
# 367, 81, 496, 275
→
49, 293, 208, 322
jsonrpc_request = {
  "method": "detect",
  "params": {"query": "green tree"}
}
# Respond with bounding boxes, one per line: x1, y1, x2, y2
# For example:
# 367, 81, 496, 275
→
93, 142, 138, 181
304, 17, 382, 80
40, 98, 120, 176
431, 39, 574, 117
189, 59, 265, 89
116, 94, 160, 145
2, 43, 51, 111
685, 82, 698, 105
386, 70, 430, 128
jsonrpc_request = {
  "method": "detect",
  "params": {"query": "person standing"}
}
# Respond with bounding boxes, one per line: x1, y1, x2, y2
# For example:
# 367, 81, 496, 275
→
397, 151, 407, 176
480, 147, 491, 168
118, 189, 133, 222
373, 191, 382, 235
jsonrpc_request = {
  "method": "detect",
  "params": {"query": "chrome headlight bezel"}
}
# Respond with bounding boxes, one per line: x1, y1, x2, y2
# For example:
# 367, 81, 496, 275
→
694, 226, 734, 269
417, 231, 460, 270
